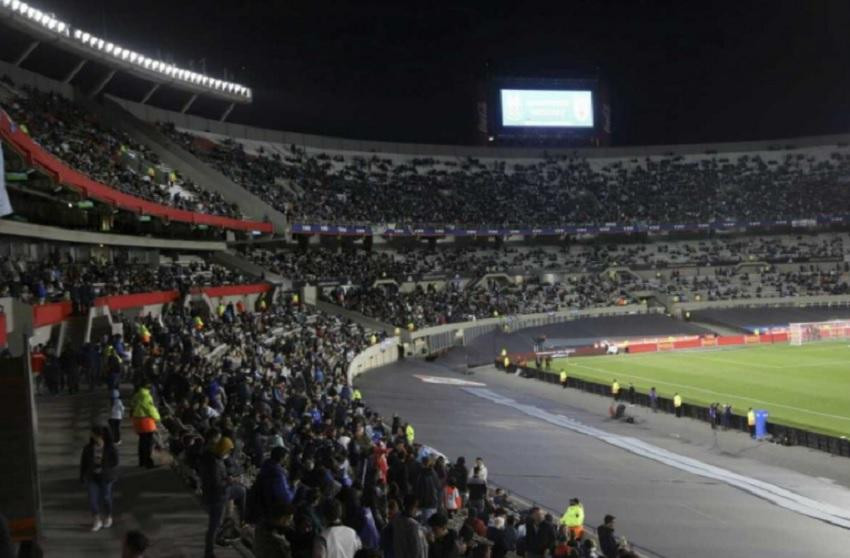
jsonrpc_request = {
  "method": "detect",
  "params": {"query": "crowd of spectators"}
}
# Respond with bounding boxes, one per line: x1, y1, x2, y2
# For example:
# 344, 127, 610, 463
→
3, 85, 241, 218
162, 124, 850, 228
90, 294, 635, 557
0, 252, 254, 306
327, 278, 631, 328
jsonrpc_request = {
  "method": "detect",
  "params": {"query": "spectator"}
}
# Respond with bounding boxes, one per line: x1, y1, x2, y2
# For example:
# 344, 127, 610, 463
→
597, 515, 618, 558
427, 512, 463, 558
79, 425, 119, 532
253, 503, 294, 558
313, 500, 361, 558
523, 507, 556, 558
392, 495, 428, 558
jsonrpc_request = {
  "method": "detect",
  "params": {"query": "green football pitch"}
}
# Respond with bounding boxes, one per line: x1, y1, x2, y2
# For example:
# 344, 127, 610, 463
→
537, 342, 850, 438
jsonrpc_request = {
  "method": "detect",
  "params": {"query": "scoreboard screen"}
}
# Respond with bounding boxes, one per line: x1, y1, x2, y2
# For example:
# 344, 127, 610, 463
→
500, 89, 594, 128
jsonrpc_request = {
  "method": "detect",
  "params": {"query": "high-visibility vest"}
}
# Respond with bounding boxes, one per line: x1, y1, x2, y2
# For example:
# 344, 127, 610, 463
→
503, 356, 510, 368
370, 334, 378, 345
500, 348, 507, 357
612, 381, 620, 394
405, 424, 415, 444
673, 394, 683, 408
747, 410, 756, 426
560, 371, 568, 383
560, 504, 584, 527
353, 389, 362, 401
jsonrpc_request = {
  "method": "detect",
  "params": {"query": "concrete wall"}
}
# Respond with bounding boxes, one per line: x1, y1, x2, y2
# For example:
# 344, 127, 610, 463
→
0, 219, 227, 251
348, 337, 401, 384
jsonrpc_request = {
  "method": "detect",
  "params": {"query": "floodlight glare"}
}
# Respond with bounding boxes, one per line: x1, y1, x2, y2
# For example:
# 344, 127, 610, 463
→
105, 42, 113, 53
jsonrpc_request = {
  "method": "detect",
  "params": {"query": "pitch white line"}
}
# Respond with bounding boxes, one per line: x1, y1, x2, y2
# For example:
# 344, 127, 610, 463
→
464, 387, 850, 530
568, 362, 850, 423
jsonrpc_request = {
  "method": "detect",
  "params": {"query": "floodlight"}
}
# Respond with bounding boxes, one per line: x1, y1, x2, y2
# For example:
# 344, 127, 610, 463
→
56, 21, 65, 33
73, 28, 81, 39
105, 42, 113, 53
96, 39, 104, 49
81, 32, 90, 43
1, 0, 10, 7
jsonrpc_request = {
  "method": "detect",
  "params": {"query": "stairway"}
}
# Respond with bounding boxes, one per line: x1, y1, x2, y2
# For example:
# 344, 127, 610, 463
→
77, 94, 289, 233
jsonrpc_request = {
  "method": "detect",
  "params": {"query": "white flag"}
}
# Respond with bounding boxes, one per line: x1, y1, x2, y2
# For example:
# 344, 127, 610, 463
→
0, 143, 12, 217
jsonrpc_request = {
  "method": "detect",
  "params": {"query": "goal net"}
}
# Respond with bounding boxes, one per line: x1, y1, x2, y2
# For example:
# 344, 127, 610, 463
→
788, 320, 850, 346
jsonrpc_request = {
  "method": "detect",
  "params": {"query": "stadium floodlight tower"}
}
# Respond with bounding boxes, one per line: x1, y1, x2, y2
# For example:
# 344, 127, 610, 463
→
0, 0, 252, 120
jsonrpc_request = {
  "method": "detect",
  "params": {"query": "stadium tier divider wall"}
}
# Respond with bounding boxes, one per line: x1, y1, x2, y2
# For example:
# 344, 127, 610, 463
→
504, 362, 850, 459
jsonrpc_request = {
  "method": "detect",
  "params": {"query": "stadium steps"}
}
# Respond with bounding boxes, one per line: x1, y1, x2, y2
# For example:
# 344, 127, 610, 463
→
314, 299, 397, 335
79, 95, 289, 234
687, 319, 748, 336
211, 250, 291, 288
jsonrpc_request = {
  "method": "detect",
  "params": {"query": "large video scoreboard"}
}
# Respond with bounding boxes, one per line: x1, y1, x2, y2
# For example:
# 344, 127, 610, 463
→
480, 76, 610, 146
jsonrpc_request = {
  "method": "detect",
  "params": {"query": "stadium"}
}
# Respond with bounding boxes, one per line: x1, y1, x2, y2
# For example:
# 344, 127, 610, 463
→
0, 2, 849, 557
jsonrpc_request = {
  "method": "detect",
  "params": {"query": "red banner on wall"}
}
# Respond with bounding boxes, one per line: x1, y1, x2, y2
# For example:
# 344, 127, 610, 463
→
0, 111, 273, 233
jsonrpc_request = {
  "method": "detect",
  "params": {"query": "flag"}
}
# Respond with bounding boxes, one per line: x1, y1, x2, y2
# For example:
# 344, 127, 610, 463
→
0, 143, 13, 217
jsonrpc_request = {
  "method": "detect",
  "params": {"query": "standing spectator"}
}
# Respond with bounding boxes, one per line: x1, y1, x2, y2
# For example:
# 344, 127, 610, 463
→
467, 466, 487, 516
442, 478, 462, 519
201, 435, 231, 558
392, 495, 428, 558
109, 390, 125, 445
560, 498, 585, 540
30, 344, 46, 395
79, 425, 119, 532
131, 382, 160, 468
649, 387, 657, 413
596, 515, 618, 558
708, 403, 717, 430
523, 507, 555, 558
627, 383, 635, 405
722, 404, 732, 430
449, 457, 468, 500
121, 530, 150, 558
253, 503, 293, 558
473, 457, 488, 481
413, 456, 441, 521
673, 393, 683, 418
427, 512, 463, 558
611, 379, 620, 401
314, 500, 361, 558
560, 369, 568, 389
259, 447, 297, 512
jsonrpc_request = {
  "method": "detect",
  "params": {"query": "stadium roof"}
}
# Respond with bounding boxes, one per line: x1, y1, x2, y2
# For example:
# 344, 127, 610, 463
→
0, 0, 251, 114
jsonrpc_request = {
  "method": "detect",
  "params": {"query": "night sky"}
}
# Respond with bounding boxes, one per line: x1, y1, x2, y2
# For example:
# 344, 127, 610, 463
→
5, 0, 850, 146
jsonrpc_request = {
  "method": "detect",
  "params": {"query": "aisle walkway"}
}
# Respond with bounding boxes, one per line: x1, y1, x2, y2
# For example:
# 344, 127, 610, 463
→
35, 388, 242, 558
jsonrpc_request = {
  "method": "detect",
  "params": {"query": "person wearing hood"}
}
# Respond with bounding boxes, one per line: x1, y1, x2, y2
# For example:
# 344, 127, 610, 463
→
130, 382, 160, 468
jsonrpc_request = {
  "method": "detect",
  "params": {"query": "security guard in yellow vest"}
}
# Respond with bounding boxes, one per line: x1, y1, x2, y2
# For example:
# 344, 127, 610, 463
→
560, 369, 568, 389
560, 498, 585, 540
674, 393, 683, 417
503, 355, 510, 370
611, 379, 620, 400
405, 423, 415, 445
352, 388, 362, 402
747, 408, 756, 438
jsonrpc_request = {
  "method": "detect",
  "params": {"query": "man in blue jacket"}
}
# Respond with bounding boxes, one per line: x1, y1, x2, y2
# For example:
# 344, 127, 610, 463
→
259, 446, 297, 516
